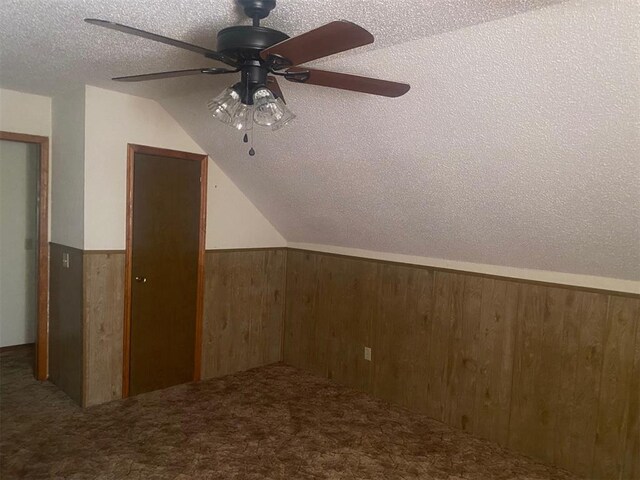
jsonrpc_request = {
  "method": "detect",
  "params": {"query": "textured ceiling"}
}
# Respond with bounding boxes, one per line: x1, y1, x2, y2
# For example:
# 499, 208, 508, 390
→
0, 0, 564, 97
1, 0, 638, 281
0, 0, 559, 99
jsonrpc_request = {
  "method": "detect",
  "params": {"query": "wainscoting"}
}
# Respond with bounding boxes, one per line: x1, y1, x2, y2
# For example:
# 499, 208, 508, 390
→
83, 252, 125, 406
50, 246, 286, 406
202, 249, 286, 379
49, 243, 84, 405
283, 249, 640, 480
50, 247, 126, 406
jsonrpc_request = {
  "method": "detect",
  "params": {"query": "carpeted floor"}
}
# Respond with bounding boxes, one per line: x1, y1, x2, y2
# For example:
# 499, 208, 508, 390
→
1, 347, 577, 479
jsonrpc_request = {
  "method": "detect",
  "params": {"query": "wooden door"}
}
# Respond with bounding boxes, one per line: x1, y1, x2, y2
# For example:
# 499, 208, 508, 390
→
124, 144, 207, 396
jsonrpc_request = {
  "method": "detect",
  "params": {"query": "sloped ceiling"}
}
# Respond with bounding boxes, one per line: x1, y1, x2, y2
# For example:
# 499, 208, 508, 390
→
1, 0, 638, 281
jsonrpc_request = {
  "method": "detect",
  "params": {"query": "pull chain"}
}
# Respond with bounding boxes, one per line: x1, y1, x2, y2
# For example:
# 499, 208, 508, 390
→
247, 105, 255, 156
245, 72, 255, 156
241, 115, 256, 156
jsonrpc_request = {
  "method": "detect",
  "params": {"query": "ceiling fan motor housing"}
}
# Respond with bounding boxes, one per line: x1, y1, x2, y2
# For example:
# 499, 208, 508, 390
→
217, 26, 288, 60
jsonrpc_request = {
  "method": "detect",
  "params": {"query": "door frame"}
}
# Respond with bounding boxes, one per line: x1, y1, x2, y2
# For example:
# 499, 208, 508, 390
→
122, 143, 208, 398
0, 131, 50, 381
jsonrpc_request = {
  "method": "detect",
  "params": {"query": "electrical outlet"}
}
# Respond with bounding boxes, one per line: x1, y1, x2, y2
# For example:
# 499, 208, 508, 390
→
364, 346, 372, 361
62, 252, 70, 269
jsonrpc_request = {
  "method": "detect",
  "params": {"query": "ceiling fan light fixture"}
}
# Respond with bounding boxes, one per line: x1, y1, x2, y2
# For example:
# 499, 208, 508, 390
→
207, 87, 241, 125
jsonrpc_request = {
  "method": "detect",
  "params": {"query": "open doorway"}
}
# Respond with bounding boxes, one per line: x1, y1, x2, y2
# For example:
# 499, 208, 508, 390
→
0, 131, 49, 381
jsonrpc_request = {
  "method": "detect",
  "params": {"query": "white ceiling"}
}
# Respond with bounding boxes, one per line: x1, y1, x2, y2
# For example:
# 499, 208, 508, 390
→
1, 0, 638, 281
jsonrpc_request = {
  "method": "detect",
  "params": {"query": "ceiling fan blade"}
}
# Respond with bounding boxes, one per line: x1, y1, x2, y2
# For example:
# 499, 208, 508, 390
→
84, 19, 238, 67
113, 67, 237, 82
266, 76, 286, 103
284, 67, 410, 98
260, 21, 373, 68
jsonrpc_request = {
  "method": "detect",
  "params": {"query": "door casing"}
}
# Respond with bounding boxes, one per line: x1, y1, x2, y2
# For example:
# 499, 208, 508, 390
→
0, 131, 49, 381
122, 143, 207, 398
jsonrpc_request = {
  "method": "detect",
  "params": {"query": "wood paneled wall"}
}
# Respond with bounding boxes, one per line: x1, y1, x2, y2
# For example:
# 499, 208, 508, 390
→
283, 249, 640, 480
49, 243, 84, 405
202, 249, 286, 379
83, 252, 125, 406
79, 248, 286, 405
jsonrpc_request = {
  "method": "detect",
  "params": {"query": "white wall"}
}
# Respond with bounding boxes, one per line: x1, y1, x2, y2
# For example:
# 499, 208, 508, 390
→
0, 141, 39, 347
0, 88, 51, 137
0, 88, 53, 240
83, 85, 284, 250
51, 88, 85, 248
206, 164, 287, 249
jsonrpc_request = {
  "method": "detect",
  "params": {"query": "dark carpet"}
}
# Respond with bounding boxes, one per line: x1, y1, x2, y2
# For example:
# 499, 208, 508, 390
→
0, 347, 577, 479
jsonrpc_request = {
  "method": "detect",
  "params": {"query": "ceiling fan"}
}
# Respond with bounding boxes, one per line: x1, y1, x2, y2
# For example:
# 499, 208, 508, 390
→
85, 0, 410, 152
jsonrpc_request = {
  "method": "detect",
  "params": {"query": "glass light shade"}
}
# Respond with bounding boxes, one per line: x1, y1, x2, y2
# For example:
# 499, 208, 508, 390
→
207, 87, 241, 125
270, 97, 296, 131
252, 88, 296, 130
253, 88, 279, 126
230, 103, 252, 131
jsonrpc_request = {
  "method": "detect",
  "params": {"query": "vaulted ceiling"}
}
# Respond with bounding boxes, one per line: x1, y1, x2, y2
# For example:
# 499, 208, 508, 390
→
1, 0, 638, 281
